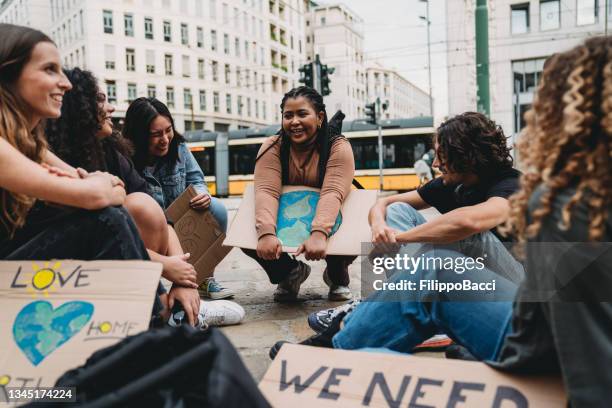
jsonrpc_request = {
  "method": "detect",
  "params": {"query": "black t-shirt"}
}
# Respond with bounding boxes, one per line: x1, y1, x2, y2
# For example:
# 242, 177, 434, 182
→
416, 168, 521, 241
417, 167, 521, 214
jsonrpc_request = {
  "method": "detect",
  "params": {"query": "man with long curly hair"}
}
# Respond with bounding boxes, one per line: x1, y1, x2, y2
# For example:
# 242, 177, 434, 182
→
306, 111, 525, 333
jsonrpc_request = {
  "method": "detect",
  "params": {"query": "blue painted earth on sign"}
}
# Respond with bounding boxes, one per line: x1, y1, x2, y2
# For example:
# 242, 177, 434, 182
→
276, 190, 342, 247
13, 301, 94, 366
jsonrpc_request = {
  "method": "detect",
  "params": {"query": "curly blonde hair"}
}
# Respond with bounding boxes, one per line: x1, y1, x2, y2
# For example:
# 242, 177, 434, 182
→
0, 24, 52, 236
502, 36, 612, 243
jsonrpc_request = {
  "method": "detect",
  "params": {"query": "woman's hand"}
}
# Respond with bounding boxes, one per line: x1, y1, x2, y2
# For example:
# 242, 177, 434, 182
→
162, 253, 198, 288
295, 231, 328, 261
167, 285, 200, 326
189, 193, 211, 210
257, 234, 282, 260
83, 172, 126, 207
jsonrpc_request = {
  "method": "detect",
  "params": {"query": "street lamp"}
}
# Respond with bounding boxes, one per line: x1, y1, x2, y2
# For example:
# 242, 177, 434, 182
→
419, 0, 434, 117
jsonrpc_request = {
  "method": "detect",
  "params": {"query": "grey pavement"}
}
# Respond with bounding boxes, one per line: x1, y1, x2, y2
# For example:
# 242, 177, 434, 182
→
213, 197, 442, 381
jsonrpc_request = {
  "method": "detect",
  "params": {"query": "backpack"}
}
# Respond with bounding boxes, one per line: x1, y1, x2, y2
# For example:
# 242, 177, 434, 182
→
28, 326, 270, 408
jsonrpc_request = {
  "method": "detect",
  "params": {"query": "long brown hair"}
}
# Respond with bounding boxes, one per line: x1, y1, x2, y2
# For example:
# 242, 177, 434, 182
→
503, 36, 612, 243
0, 24, 54, 235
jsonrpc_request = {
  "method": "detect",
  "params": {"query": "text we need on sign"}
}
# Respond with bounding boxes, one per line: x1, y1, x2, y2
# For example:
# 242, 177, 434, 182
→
260, 344, 565, 408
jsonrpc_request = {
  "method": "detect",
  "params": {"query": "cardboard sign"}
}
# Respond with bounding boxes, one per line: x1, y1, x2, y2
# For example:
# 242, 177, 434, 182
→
260, 344, 566, 407
0, 260, 161, 391
165, 186, 231, 284
224, 185, 378, 256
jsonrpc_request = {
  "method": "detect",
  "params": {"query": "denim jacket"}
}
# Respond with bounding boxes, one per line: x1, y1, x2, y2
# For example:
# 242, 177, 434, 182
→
142, 142, 209, 209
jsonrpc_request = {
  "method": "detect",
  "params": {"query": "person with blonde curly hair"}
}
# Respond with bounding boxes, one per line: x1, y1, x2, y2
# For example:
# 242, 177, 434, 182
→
272, 36, 612, 406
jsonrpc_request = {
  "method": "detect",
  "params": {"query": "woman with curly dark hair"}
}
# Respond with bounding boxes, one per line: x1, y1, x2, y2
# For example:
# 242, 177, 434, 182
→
46, 68, 244, 327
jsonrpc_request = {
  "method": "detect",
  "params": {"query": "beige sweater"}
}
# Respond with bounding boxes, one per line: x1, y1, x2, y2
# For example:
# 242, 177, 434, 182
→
254, 136, 355, 239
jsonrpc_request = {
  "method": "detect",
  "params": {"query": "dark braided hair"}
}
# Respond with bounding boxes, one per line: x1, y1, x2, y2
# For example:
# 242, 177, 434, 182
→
256, 86, 344, 187
46, 68, 133, 171
435, 112, 513, 177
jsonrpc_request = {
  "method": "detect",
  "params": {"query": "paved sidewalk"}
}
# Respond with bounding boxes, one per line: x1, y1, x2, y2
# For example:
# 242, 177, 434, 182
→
214, 198, 442, 381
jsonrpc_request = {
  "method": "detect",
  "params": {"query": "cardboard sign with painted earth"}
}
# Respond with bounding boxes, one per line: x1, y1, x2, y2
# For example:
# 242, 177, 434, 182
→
276, 190, 342, 247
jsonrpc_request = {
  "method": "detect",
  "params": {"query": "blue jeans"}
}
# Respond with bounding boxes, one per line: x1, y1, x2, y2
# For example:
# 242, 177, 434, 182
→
208, 196, 228, 232
332, 202, 518, 360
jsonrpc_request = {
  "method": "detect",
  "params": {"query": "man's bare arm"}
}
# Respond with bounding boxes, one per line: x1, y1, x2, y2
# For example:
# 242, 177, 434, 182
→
395, 196, 510, 244
369, 190, 430, 243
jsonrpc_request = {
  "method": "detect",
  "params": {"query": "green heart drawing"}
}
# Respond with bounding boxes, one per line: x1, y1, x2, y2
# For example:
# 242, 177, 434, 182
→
13, 301, 94, 366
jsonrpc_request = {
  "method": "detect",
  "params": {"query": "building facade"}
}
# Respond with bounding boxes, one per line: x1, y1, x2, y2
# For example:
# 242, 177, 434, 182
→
446, 0, 610, 137
1, 0, 310, 132
306, 3, 368, 120
366, 62, 431, 119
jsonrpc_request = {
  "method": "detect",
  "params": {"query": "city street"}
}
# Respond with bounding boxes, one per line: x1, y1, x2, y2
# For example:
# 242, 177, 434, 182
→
215, 198, 442, 381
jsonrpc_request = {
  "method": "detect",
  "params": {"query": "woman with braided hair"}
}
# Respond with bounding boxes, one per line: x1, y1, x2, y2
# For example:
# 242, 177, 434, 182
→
244, 86, 356, 301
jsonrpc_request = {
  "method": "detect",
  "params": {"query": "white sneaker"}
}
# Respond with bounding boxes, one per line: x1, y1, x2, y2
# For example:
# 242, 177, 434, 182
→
323, 269, 353, 301
199, 300, 245, 327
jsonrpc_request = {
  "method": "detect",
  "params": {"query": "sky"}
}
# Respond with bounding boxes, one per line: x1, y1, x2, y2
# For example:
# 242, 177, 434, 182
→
324, 0, 449, 121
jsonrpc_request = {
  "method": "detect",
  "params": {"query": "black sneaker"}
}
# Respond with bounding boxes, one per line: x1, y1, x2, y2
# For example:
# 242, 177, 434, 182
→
307, 300, 360, 333
270, 311, 346, 359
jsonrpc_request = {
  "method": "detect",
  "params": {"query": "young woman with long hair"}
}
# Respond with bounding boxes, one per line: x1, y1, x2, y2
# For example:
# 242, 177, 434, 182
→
123, 97, 233, 300
246, 86, 356, 302
0, 23, 144, 261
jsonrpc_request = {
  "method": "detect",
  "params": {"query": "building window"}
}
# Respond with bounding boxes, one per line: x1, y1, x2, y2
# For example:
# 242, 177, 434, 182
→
181, 23, 189, 45
126, 48, 135, 71
184, 88, 193, 109
166, 86, 175, 108
237, 95, 243, 115
577, 0, 598, 25
224, 33, 230, 54
199, 90, 207, 111
198, 58, 205, 79
213, 91, 220, 112
235, 38, 240, 57
225, 64, 231, 85
262, 101, 267, 120
106, 80, 117, 103
163, 20, 172, 42
211, 30, 217, 51
147, 84, 156, 98
165, 53, 173, 75
197, 26, 204, 47
182, 55, 191, 77
255, 99, 259, 118
320, 17, 326, 25
512, 58, 546, 132
210, 0, 217, 19
146, 50, 155, 73
103, 10, 113, 34
236, 67, 241, 86
539, 1, 560, 30
247, 97, 251, 116
104, 44, 115, 69
226, 94, 232, 114
127, 83, 137, 102
212, 61, 219, 81
124, 13, 134, 36
144, 17, 154, 39
511, 3, 530, 34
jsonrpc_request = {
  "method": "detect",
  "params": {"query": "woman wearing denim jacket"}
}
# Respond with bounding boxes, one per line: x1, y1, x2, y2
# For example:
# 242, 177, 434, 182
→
123, 97, 233, 300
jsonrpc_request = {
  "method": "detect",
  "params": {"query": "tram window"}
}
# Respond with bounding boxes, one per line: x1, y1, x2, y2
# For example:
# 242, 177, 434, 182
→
349, 135, 432, 170
192, 148, 215, 176
229, 143, 262, 175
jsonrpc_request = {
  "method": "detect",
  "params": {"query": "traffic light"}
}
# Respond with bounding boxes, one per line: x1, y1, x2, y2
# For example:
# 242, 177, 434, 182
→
298, 63, 313, 88
320, 64, 335, 96
365, 102, 377, 124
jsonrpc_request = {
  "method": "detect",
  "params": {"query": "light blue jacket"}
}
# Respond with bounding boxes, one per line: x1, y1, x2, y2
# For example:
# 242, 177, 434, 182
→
142, 142, 209, 209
